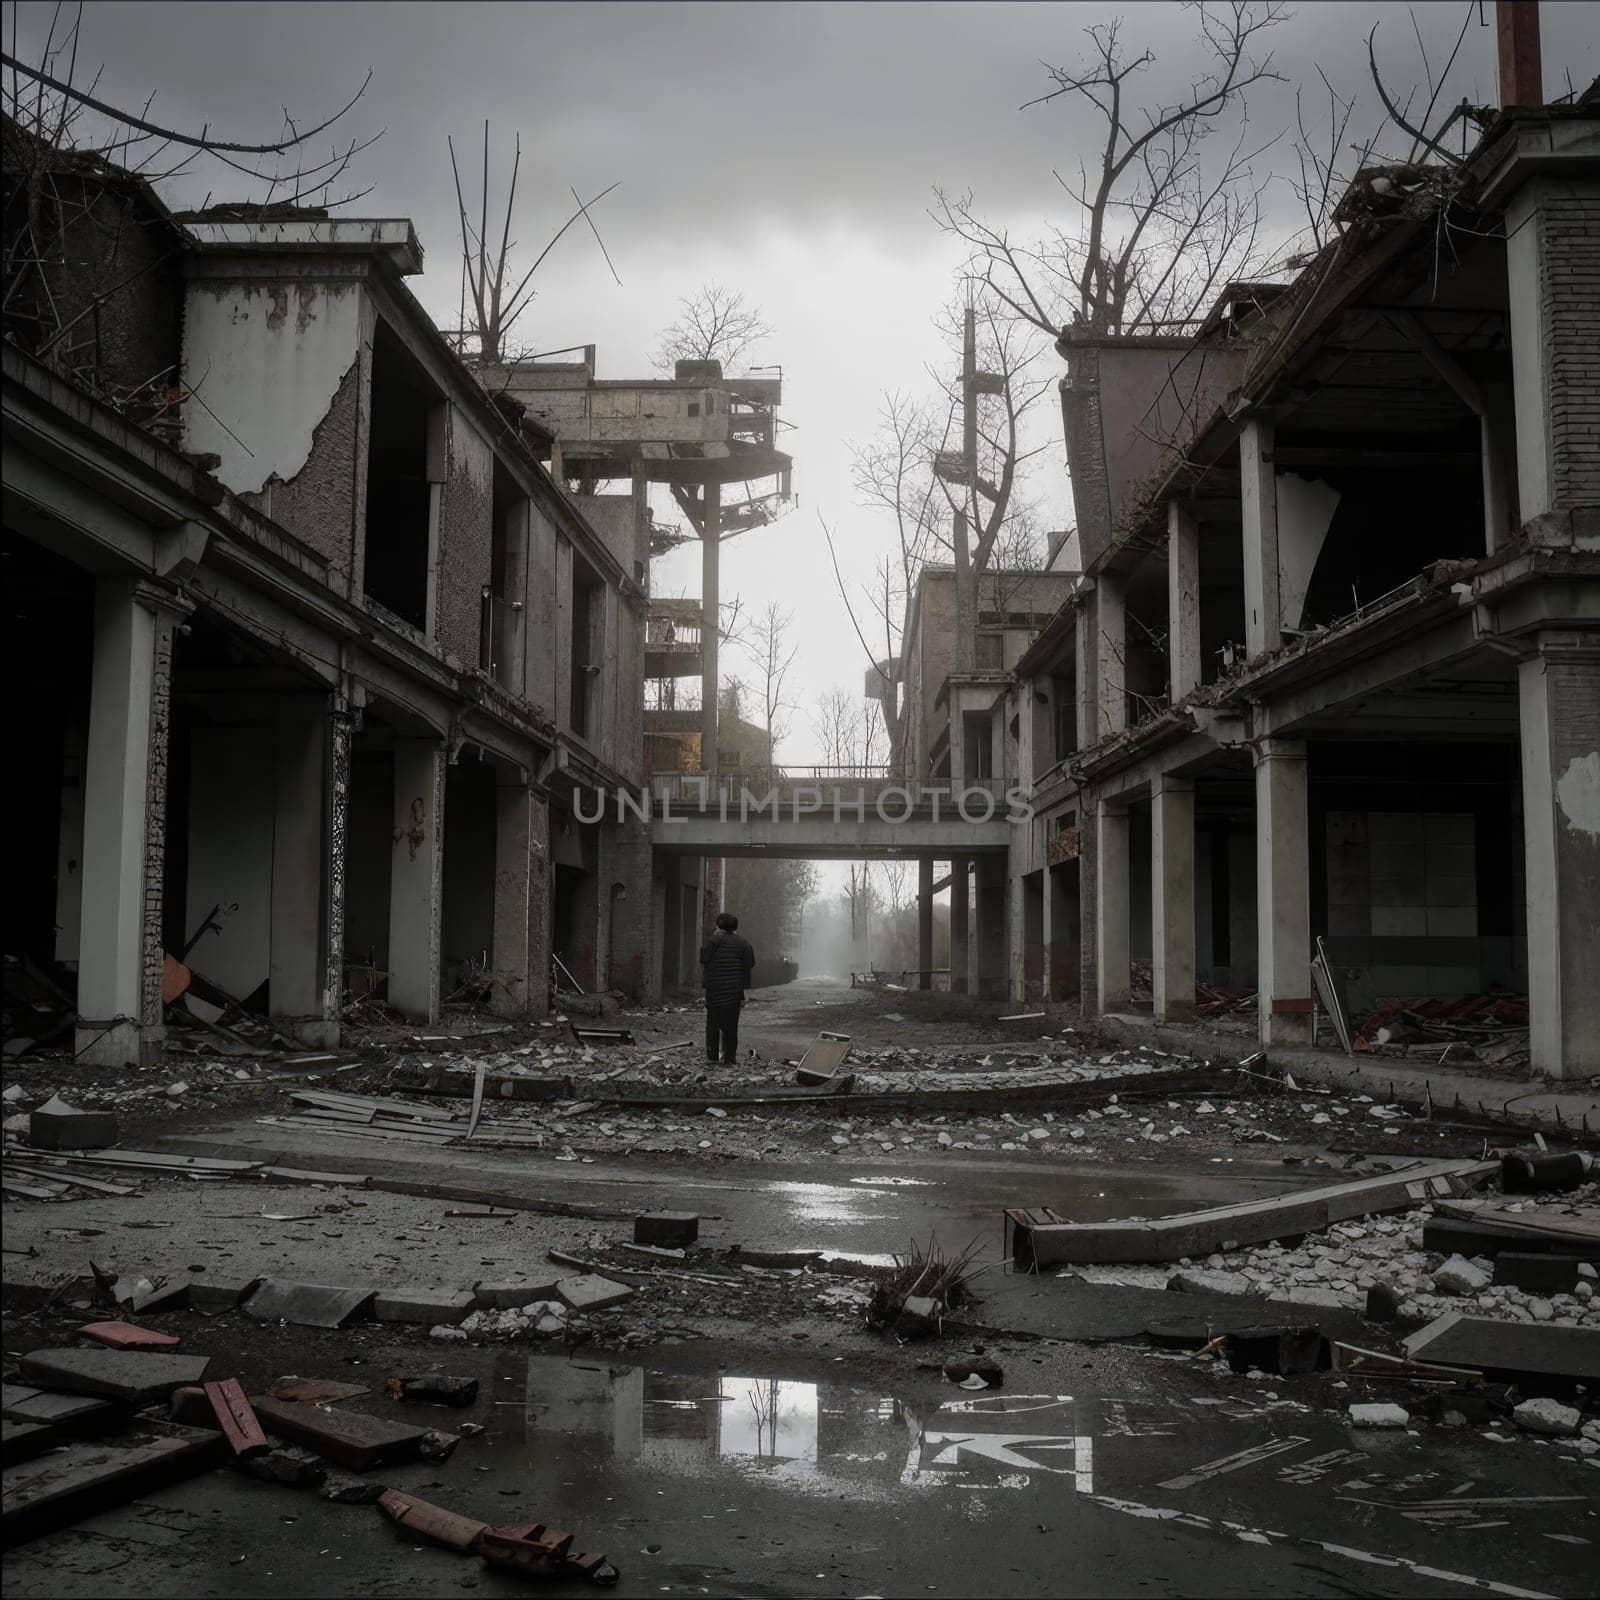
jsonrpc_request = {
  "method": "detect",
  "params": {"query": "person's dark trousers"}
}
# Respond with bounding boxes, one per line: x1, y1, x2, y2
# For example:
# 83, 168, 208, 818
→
705, 1002, 740, 1065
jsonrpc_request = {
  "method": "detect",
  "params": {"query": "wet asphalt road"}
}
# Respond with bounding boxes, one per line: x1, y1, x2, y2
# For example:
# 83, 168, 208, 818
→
3, 1336, 1593, 1599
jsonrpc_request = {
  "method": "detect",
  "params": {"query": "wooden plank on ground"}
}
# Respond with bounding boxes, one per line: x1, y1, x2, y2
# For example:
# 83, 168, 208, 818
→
1403, 1313, 1600, 1383
1011, 1160, 1498, 1268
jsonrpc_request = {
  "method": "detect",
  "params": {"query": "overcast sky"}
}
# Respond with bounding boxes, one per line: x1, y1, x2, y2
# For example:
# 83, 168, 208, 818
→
18, 2, 1597, 792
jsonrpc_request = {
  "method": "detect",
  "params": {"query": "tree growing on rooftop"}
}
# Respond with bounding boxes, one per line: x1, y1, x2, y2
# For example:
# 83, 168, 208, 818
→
652, 282, 772, 374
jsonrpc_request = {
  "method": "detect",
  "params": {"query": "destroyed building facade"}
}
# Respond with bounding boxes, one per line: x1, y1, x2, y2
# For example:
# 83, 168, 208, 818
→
3, 130, 677, 1062
979, 101, 1599, 1078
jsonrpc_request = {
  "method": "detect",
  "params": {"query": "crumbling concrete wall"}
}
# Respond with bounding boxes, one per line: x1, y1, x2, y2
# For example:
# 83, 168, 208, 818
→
435, 407, 494, 665
266, 357, 364, 583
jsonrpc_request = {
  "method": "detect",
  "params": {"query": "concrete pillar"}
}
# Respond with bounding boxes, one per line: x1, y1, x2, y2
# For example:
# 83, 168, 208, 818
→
1095, 799, 1130, 1013
269, 697, 336, 1045
75, 578, 181, 1067
1151, 776, 1196, 1021
491, 780, 549, 1016
1240, 415, 1282, 656
1167, 501, 1201, 699
1518, 635, 1600, 1078
602, 816, 654, 998
975, 854, 1007, 999
949, 855, 969, 993
916, 856, 934, 990
1095, 574, 1126, 740
389, 737, 445, 1020
1254, 738, 1312, 1045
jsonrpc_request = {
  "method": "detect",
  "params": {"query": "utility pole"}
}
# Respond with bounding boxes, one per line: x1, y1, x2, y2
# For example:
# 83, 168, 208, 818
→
701, 483, 721, 776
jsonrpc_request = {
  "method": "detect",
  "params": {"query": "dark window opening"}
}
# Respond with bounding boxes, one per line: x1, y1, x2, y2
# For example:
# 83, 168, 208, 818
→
363, 321, 437, 631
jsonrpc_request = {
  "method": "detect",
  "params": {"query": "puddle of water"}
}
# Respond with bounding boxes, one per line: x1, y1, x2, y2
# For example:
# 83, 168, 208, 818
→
511, 1358, 1089, 1506
766, 1180, 894, 1225
850, 1175, 933, 1188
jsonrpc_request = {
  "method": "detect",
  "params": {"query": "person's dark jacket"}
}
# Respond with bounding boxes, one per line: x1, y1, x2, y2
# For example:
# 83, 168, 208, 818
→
700, 929, 755, 1006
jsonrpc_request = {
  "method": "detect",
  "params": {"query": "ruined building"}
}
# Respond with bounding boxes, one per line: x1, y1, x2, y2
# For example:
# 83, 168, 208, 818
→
2, 120, 786, 1060
971, 98, 1597, 1079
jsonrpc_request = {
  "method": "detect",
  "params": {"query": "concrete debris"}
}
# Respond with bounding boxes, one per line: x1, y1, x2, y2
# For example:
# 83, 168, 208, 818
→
634, 1212, 699, 1248
252, 1397, 445, 1471
1349, 1402, 1411, 1428
239, 1445, 328, 1486
243, 1278, 376, 1329
1431, 1254, 1491, 1295
1512, 1397, 1581, 1438
17, 1348, 210, 1405
27, 1095, 118, 1150
375, 1287, 477, 1325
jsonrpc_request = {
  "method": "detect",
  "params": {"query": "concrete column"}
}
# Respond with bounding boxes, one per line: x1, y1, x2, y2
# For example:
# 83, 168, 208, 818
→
1518, 635, 1600, 1078
916, 856, 934, 990
1254, 738, 1312, 1045
975, 854, 1007, 999
1151, 775, 1196, 1022
1095, 574, 1126, 740
1240, 415, 1282, 656
949, 855, 969, 993
269, 697, 335, 1045
75, 578, 177, 1067
1167, 501, 1201, 699
491, 780, 544, 1016
1095, 799, 1131, 1013
602, 816, 655, 998
389, 737, 445, 1020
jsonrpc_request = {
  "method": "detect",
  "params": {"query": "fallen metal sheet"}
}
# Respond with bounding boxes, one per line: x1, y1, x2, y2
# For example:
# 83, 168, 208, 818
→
1007, 1159, 1498, 1268
289, 1089, 456, 1122
243, 1279, 375, 1330
795, 1031, 852, 1086
1402, 1312, 1600, 1384
1311, 936, 1355, 1056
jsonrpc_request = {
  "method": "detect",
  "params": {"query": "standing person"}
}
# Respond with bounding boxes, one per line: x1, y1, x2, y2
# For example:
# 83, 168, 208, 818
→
700, 911, 755, 1066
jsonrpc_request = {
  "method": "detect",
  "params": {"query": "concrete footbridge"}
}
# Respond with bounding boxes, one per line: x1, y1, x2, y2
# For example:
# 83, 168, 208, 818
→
574, 768, 1019, 857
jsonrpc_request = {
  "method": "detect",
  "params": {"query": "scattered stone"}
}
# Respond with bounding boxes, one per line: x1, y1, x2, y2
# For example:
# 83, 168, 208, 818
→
1431, 1255, 1490, 1296
1349, 1403, 1410, 1428
319, 1470, 386, 1504
239, 1445, 327, 1486
1513, 1397, 1581, 1438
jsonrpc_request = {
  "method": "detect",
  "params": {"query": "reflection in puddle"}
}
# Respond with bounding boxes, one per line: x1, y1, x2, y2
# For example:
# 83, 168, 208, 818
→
766, 1180, 893, 1225
521, 1359, 1091, 1510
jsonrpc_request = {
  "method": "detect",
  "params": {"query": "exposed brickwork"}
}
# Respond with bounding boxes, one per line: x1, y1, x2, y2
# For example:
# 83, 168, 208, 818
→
435, 411, 494, 664
322, 703, 355, 1022
1540, 193, 1600, 514
137, 595, 180, 1032
269, 360, 362, 584
601, 817, 655, 997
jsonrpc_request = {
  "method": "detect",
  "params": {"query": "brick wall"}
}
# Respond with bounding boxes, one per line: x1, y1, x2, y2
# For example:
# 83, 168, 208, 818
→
435, 408, 494, 664
1539, 192, 1600, 516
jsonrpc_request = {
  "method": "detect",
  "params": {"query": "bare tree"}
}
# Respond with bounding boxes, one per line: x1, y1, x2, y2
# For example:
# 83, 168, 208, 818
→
740, 601, 800, 759
935, 2, 1287, 336
653, 282, 772, 373
3, 3, 378, 397
446, 122, 620, 363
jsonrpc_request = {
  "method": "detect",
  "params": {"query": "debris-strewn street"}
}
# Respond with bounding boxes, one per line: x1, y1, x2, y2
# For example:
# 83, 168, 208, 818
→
5, 982, 1597, 1596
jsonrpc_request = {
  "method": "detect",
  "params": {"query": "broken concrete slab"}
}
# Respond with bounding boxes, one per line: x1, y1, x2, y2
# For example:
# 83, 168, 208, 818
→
188, 1276, 261, 1315
238, 1445, 327, 1486
1, 1423, 225, 1547
1403, 1312, 1600, 1388
374, 1288, 475, 1325
378, 1488, 488, 1553
2, 1421, 57, 1468
474, 1277, 565, 1310
1493, 1253, 1581, 1294
27, 1095, 118, 1151
76, 1321, 181, 1351
1513, 1397, 1581, 1437
252, 1397, 440, 1470
554, 1275, 633, 1312
1422, 1214, 1600, 1259
243, 1278, 375, 1329
1349, 1402, 1410, 1428
1006, 1159, 1496, 1268
634, 1212, 699, 1248
17, 1348, 210, 1406
1, 1384, 120, 1431
1431, 1254, 1490, 1295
